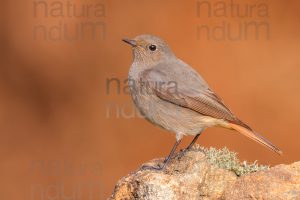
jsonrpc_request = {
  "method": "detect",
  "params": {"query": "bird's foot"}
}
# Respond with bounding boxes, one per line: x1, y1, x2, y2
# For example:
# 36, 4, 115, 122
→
174, 147, 192, 159
140, 163, 165, 171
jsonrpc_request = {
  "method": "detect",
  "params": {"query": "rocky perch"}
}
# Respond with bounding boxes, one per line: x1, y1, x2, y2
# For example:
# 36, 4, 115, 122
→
110, 145, 300, 200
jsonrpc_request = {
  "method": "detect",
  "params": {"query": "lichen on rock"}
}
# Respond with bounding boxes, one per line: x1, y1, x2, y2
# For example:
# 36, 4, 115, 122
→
194, 145, 269, 176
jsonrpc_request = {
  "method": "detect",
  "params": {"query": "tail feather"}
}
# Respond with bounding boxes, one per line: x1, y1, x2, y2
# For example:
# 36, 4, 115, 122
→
228, 123, 282, 155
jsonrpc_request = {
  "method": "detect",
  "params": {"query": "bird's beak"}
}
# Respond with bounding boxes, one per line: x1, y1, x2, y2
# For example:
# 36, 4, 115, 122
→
122, 38, 137, 47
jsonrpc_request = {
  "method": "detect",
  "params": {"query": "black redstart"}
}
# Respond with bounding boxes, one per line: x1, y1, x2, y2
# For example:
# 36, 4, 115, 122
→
122, 34, 282, 170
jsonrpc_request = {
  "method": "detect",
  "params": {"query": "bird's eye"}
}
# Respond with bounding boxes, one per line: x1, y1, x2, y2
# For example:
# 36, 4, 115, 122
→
148, 44, 157, 51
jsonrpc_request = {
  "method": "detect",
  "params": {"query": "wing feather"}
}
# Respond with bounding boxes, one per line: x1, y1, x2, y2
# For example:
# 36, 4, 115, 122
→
142, 63, 248, 129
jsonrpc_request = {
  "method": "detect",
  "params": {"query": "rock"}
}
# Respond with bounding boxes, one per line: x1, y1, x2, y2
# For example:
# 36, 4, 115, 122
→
109, 146, 300, 200
222, 162, 300, 200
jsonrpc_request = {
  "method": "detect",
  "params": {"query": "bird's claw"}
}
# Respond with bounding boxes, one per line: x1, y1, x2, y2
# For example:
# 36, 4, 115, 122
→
140, 163, 165, 171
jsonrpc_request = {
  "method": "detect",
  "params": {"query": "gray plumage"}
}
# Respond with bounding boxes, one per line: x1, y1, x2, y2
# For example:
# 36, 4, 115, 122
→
123, 34, 282, 163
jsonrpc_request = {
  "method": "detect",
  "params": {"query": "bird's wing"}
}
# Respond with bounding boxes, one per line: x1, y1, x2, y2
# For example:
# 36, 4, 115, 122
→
142, 61, 248, 128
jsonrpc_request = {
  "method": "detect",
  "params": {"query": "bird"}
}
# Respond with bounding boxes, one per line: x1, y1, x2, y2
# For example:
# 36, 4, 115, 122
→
122, 34, 282, 170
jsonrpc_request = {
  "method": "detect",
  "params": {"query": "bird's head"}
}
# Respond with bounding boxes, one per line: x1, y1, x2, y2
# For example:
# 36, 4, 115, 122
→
122, 34, 175, 65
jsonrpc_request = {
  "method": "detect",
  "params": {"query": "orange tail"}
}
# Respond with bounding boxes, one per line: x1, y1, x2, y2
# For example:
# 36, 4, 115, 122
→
228, 123, 282, 155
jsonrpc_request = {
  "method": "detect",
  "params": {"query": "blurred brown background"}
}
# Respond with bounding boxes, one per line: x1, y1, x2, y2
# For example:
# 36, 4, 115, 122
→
1, 0, 300, 199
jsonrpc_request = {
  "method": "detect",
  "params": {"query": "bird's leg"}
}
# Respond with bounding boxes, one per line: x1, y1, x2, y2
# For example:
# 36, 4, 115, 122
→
175, 133, 201, 159
186, 133, 201, 151
162, 138, 182, 165
141, 138, 182, 171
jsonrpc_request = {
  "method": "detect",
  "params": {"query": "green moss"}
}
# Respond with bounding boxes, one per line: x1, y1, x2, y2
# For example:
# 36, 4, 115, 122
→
192, 144, 269, 176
